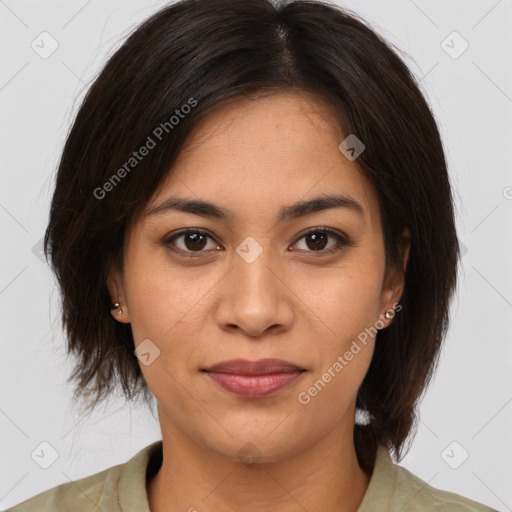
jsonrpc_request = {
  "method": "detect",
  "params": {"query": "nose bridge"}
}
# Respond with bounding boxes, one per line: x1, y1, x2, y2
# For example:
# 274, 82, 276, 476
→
215, 235, 294, 336
233, 234, 279, 302
235, 236, 275, 294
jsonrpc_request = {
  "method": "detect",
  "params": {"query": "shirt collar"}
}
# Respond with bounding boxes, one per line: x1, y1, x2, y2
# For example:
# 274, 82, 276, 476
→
357, 445, 398, 510
118, 440, 163, 512
117, 441, 394, 511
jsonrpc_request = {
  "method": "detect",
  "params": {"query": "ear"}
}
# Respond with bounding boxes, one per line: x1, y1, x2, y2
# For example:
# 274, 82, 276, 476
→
106, 259, 131, 324
379, 227, 411, 326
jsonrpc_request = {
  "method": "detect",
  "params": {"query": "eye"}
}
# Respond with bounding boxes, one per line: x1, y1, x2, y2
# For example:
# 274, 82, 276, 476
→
162, 227, 353, 258
290, 227, 353, 255
162, 229, 220, 257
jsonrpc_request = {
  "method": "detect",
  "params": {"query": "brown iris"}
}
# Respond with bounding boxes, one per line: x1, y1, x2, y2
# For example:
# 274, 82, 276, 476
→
304, 231, 328, 251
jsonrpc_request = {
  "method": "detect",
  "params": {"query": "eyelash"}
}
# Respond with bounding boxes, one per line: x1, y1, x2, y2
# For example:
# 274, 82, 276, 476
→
162, 227, 353, 258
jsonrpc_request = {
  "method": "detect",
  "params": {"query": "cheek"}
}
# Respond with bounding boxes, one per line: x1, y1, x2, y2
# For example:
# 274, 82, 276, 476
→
296, 283, 378, 420
123, 244, 202, 338
122, 247, 221, 387
122, 253, 205, 409
296, 346, 373, 431
292, 260, 383, 405
297, 259, 384, 339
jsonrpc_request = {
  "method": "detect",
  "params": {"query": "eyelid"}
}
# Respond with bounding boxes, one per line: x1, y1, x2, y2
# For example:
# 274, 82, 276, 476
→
162, 226, 354, 256
292, 226, 350, 244
290, 226, 354, 255
162, 228, 219, 257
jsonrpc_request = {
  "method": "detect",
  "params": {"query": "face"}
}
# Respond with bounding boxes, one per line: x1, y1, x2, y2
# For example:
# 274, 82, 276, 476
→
108, 90, 409, 463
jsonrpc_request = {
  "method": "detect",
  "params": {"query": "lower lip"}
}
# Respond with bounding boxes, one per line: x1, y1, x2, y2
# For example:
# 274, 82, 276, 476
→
205, 371, 304, 398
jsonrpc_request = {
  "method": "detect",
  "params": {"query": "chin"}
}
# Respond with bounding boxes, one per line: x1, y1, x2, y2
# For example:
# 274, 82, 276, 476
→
204, 430, 304, 465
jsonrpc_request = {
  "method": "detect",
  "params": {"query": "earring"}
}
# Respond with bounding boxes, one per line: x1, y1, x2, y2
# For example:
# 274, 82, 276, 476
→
355, 407, 372, 426
111, 302, 123, 315
384, 309, 394, 320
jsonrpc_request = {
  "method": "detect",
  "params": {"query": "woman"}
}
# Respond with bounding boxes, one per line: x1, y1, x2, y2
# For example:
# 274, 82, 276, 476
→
6, 0, 497, 510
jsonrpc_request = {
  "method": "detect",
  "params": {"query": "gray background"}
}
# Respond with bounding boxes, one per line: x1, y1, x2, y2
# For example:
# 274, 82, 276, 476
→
1, 0, 511, 510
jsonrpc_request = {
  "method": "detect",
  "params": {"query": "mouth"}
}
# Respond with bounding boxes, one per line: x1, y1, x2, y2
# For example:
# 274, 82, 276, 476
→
201, 358, 307, 399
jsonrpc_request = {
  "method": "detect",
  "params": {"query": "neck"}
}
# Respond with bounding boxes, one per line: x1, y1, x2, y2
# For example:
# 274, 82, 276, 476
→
147, 411, 372, 512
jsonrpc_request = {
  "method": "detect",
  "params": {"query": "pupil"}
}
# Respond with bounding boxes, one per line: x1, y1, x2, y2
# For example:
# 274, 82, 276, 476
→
307, 232, 327, 251
185, 233, 206, 251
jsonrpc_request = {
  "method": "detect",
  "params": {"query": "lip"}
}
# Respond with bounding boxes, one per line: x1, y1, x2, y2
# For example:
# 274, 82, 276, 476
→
202, 358, 306, 398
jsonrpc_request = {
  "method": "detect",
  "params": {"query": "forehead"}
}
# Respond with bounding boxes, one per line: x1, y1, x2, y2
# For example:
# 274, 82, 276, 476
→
147, 91, 381, 230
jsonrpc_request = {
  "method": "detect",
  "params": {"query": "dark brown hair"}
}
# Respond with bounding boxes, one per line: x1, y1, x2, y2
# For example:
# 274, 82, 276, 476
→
44, 0, 460, 472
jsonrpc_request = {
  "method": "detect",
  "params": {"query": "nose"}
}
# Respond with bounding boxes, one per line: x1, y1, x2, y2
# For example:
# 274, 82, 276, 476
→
214, 243, 295, 339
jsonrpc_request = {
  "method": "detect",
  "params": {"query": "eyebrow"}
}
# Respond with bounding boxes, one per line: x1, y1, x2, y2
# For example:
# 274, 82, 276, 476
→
145, 193, 364, 222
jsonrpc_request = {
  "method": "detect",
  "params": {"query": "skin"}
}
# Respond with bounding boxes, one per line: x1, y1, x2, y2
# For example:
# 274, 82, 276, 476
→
107, 90, 410, 512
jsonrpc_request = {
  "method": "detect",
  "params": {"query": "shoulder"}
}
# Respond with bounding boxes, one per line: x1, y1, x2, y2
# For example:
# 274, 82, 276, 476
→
2, 463, 122, 512
392, 463, 498, 511
2, 440, 163, 512
359, 446, 498, 512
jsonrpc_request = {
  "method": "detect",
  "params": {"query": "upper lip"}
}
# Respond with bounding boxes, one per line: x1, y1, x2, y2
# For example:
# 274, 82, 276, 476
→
202, 358, 305, 375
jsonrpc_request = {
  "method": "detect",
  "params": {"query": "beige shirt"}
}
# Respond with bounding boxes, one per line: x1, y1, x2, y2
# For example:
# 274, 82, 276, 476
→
5, 440, 497, 511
